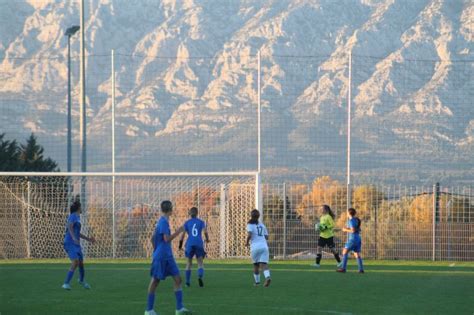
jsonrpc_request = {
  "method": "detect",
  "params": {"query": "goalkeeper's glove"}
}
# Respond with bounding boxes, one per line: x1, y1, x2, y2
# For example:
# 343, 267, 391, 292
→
319, 224, 327, 231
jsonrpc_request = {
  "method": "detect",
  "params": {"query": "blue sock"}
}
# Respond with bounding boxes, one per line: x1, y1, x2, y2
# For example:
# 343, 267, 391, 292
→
198, 267, 204, 278
357, 257, 364, 271
64, 270, 74, 284
146, 293, 155, 311
342, 254, 349, 270
185, 270, 191, 284
175, 289, 183, 310
79, 265, 85, 282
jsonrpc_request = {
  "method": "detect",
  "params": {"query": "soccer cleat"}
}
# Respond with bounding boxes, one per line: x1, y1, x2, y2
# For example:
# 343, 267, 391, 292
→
312, 263, 320, 268
254, 282, 260, 286
198, 278, 204, 287
175, 307, 192, 314
336, 268, 346, 273
185, 282, 190, 287
358, 270, 365, 274
264, 278, 271, 287
78, 280, 91, 289
144, 310, 158, 315
62, 283, 71, 290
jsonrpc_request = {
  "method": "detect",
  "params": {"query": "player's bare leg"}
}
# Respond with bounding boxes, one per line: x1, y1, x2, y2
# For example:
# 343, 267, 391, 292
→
261, 263, 271, 287
197, 256, 204, 287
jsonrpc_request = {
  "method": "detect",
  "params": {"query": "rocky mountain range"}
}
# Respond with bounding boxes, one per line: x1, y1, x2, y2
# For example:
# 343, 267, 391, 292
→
0, 0, 473, 184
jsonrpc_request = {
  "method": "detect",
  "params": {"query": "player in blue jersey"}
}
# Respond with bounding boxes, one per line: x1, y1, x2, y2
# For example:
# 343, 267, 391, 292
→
178, 207, 210, 287
337, 208, 364, 273
145, 200, 191, 315
62, 199, 95, 290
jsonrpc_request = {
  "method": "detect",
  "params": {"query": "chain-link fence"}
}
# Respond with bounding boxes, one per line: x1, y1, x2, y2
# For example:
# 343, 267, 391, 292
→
264, 182, 474, 261
1, 175, 472, 261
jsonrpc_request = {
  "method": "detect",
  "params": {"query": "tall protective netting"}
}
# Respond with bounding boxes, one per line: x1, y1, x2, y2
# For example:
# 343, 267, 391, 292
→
0, 175, 255, 259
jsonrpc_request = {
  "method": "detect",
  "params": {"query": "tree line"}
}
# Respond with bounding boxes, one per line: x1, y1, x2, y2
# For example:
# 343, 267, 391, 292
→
0, 133, 59, 172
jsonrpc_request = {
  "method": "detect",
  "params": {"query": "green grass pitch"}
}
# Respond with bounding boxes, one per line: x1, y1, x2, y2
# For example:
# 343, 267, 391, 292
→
1, 259, 473, 314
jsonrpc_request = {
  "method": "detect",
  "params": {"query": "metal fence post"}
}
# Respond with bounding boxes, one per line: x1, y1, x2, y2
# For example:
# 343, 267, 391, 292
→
283, 183, 287, 259
432, 182, 440, 261
374, 204, 378, 260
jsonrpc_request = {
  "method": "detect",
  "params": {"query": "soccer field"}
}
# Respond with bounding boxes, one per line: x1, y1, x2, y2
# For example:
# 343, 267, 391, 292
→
1, 259, 473, 315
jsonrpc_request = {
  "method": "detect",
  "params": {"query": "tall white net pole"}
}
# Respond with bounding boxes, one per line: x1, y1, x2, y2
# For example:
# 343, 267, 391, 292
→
256, 50, 263, 217
346, 52, 352, 208
80, 0, 87, 210
111, 49, 116, 258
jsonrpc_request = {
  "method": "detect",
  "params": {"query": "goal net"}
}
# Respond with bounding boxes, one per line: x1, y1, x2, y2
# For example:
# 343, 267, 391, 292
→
0, 173, 257, 259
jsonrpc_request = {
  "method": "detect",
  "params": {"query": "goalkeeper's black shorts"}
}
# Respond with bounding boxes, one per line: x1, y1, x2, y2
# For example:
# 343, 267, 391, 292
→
318, 236, 336, 248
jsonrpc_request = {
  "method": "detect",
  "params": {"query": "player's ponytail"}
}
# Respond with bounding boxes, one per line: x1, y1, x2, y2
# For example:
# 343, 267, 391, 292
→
248, 209, 260, 224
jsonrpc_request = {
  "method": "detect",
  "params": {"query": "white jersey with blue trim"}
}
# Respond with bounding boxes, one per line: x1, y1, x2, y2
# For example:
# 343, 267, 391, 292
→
246, 222, 269, 250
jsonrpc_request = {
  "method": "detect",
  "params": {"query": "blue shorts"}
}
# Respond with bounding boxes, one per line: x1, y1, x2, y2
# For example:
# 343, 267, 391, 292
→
185, 245, 206, 259
150, 257, 180, 280
64, 243, 83, 261
345, 239, 362, 253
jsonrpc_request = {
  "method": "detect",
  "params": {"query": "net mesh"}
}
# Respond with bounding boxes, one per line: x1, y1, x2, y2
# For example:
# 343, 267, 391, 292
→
0, 175, 256, 259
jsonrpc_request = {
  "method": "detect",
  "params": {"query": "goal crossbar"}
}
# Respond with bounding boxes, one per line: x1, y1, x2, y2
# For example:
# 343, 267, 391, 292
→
0, 171, 258, 177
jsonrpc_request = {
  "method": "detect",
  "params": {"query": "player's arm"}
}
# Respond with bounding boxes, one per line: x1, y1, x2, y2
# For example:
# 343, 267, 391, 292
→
178, 228, 186, 250
163, 226, 184, 243
151, 230, 157, 251
79, 233, 96, 243
264, 226, 269, 240
245, 232, 252, 247
68, 223, 80, 245
203, 226, 210, 243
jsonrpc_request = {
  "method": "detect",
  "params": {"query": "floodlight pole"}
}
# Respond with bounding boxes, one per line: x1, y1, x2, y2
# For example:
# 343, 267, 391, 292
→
65, 25, 79, 210
346, 52, 352, 208
80, 0, 87, 209
256, 50, 263, 220
111, 49, 116, 258
67, 34, 72, 173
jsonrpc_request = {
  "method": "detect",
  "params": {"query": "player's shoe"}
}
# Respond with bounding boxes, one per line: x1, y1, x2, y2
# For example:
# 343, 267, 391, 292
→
264, 278, 271, 287
144, 310, 158, 315
336, 268, 346, 273
312, 263, 320, 268
175, 307, 192, 314
358, 270, 365, 274
78, 280, 91, 289
62, 283, 71, 290
254, 282, 260, 286
198, 278, 204, 287
185, 282, 190, 287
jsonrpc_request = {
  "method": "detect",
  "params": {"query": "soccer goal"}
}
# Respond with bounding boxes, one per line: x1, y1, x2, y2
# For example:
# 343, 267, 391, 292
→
0, 172, 261, 259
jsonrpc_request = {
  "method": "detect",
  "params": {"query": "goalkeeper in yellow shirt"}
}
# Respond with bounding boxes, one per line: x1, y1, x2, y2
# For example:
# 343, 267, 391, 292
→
314, 205, 341, 267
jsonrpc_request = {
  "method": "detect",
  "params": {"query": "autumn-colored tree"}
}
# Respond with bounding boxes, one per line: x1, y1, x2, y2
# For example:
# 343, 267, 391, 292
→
296, 176, 347, 226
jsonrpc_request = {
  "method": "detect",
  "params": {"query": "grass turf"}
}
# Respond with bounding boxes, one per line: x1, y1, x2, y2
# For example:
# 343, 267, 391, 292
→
1, 259, 473, 315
